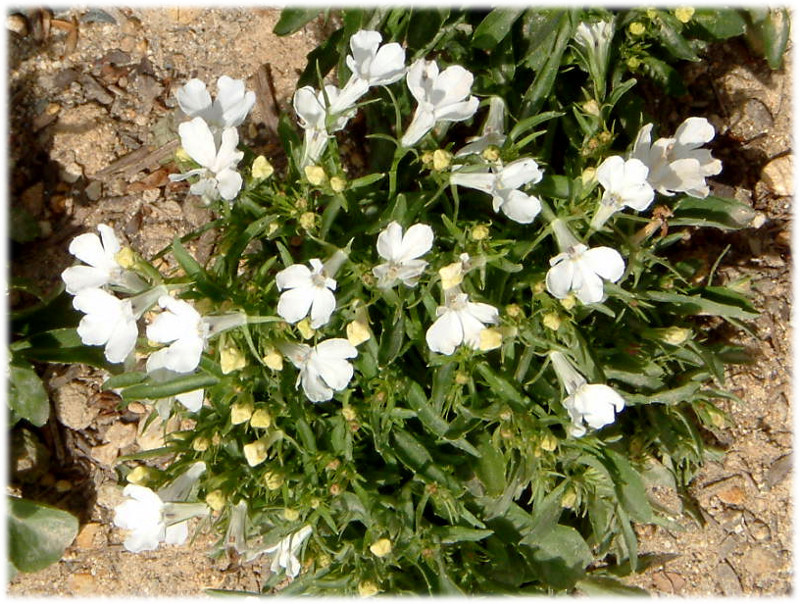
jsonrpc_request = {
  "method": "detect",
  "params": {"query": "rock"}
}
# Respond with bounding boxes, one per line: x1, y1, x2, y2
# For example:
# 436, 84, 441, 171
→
748, 518, 771, 541
85, 180, 103, 201
7, 12, 29, 36
715, 562, 743, 595
717, 484, 746, 506
103, 422, 138, 448
91, 442, 119, 467
761, 156, 793, 197
10, 427, 50, 483
67, 572, 97, 594
75, 522, 104, 549
766, 454, 791, 489
53, 382, 98, 430
741, 546, 782, 576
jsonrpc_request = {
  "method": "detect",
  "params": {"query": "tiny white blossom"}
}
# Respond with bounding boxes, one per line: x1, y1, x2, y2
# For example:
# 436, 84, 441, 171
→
72, 288, 138, 364
372, 221, 434, 288
176, 75, 256, 129
330, 30, 406, 114
573, 20, 615, 90
283, 339, 358, 403
426, 291, 499, 355
592, 155, 655, 228
455, 96, 507, 157
401, 59, 479, 147
146, 295, 208, 373
264, 525, 313, 578
450, 158, 543, 224
170, 117, 244, 203
276, 259, 338, 329
293, 85, 356, 167
61, 224, 145, 294
112, 485, 189, 552
631, 117, 722, 198
550, 351, 625, 437
145, 351, 205, 414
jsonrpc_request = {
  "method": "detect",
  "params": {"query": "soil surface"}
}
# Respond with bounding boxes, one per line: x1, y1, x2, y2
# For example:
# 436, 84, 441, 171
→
6, 7, 793, 597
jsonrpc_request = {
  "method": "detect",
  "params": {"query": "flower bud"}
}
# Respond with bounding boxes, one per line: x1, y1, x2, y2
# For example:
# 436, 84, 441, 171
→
205, 489, 226, 511
114, 247, 137, 269
479, 327, 503, 351
192, 436, 211, 452
296, 318, 315, 340
358, 581, 379, 598
264, 471, 284, 490
284, 508, 300, 521
231, 401, 254, 425
342, 406, 357, 422
540, 432, 558, 452
627, 57, 641, 70
250, 408, 272, 429
482, 146, 501, 162
561, 488, 577, 509
175, 147, 192, 162
560, 294, 577, 310
533, 281, 546, 295
346, 319, 371, 346
439, 261, 464, 290
127, 465, 159, 486
420, 151, 434, 167
304, 165, 327, 186
505, 304, 523, 319
455, 372, 470, 385
330, 176, 347, 192
660, 326, 691, 346
251, 155, 274, 180
432, 149, 452, 171
628, 22, 645, 35
674, 6, 694, 23
369, 538, 393, 558
470, 224, 490, 241
220, 345, 246, 374
299, 211, 317, 231
243, 439, 268, 467
582, 99, 600, 116
542, 312, 562, 331
262, 347, 284, 371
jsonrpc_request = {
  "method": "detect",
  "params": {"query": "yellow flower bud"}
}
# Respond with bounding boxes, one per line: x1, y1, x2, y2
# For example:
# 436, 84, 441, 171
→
192, 436, 211, 452
304, 165, 327, 186
346, 319, 371, 346
628, 21, 645, 36
262, 347, 284, 371
330, 175, 347, 192
561, 488, 577, 509
479, 327, 503, 351
175, 147, 192, 162
250, 408, 272, 429
542, 312, 562, 331
231, 401, 254, 425
342, 407, 357, 422
297, 318, 315, 340
299, 211, 317, 231
627, 57, 641, 70
114, 247, 137, 269
358, 581, 379, 598
540, 432, 558, 452
674, 6, 694, 23
646, 8, 658, 19
432, 149, 452, 171
267, 222, 280, 236
251, 155, 275, 180
439, 261, 464, 290
243, 439, 268, 467
662, 326, 691, 346
127, 466, 158, 486
582, 99, 600, 116
505, 304, 523, 319
533, 281, 546, 295
369, 538, 393, 558
264, 471, 284, 490
482, 146, 501, 162
211, 433, 221, 446
470, 224, 490, 241
560, 294, 577, 310
284, 508, 300, 521
295, 197, 308, 211
205, 489, 226, 511
420, 151, 434, 167
317, 552, 331, 567
455, 372, 470, 385
220, 345, 246, 374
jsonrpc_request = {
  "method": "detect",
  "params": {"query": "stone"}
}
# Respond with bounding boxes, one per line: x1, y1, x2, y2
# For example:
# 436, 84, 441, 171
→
766, 454, 791, 488
717, 484, 746, 506
90, 442, 119, 467
761, 155, 793, 197
67, 572, 97, 594
75, 522, 104, 549
715, 562, 743, 595
103, 422, 137, 448
742, 546, 782, 576
53, 382, 98, 430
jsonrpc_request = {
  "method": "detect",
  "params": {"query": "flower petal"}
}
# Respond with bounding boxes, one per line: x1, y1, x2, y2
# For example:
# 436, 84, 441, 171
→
276, 264, 312, 290
309, 288, 337, 328
376, 221, 404, 262
401, 106, 436, 147
62, 265, 109, 294
582, 247, 625, 284
425, 309, 463, 355
68, 232, 111, 270
277, 286, 315, 324
545, 257, 574, 299
179, 117, 218, 169
499, 158, 542, 190
164, 335, 204, 373
499, 189, 542, 224
215, 168, 243, 200
176, 79, 212, 118
398, 223, 434, 262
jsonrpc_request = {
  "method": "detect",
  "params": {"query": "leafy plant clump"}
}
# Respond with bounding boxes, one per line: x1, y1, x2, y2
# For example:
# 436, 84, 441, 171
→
10, 6, 779, 595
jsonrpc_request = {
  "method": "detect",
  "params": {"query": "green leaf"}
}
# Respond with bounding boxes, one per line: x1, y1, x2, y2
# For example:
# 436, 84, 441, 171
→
509, 110, 564, 142
9, 206, 41, 243
472, 9, 523, 50
391, 428, 451, 486
8, 360, 50, 427
672, 195, 760, 230
640, 56, 686, 96
644, 289, 759, 320
475, 363, 528, 409
475, 434, 506, 497
406, 380, 449, 437
348, 172, 385, 189
602, 449, 653, 524
692, 9, 747, 39
121, 372, 219, 401
526, 525, 593, 590
521, 10, 575, 116
760, 9, 790, 70
8, 496, 78, 573
430, 526, 493, 544
172, 238, 226, 301
298, 28, 344, 88
653, 10, 699, 61
576, 575, 650, 596
273, 8, 321, 36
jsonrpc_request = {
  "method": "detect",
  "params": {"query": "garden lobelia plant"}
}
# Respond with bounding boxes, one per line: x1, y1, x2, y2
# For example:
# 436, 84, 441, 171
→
27, 6, 772, 595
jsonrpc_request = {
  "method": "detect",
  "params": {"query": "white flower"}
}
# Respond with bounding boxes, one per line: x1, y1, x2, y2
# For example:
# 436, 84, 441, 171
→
455, 96, 507, 157
293, 85, 356, 167
330, 30, 406, 114
73, 288, 138, 364
170, 117, 244, 203
550, 351, 625, 437
426, 291, 499, 355
401, 59, 480, 147
284, 339, 358, 403
145, 351, 205, 414
450, 158, 543, 224
264, 525, 313, 578
573, 20, 615, 90
631, 117, 722, 198
61, 224, 145, 294
591, 155, 655, 228
176, 75, 256, 129
146, 295, 208, 373
113, 485, 186, 553
276, 259, 338, 329
546, 244, 625, 305
372, 221, 434, 288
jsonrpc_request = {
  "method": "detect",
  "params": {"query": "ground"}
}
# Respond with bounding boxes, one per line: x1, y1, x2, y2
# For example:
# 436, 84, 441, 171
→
6, 7, 792, 596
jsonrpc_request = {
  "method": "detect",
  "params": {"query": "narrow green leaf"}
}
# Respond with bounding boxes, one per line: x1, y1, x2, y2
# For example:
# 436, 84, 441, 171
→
603, 449, 653, 524
672, 195, 760, 230
645, 289, 759, 320
273, 8, 321, 36
526, 525, 593, 590
430, 526, 493, 544
392, 428, 451, 486
472, 9, 523, 50
121, 373, 218, 401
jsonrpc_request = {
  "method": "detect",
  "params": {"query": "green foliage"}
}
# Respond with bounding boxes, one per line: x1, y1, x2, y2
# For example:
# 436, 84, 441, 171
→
7, 497, 79, 573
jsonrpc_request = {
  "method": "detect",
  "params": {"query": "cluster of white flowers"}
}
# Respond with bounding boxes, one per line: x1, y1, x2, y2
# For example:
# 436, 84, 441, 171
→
170, 76, 255, 203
